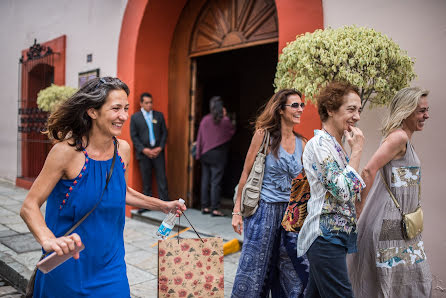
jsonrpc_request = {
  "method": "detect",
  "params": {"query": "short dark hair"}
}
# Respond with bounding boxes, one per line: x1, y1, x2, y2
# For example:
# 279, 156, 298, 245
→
317, 82, 360, 122
140, 92, 152, 103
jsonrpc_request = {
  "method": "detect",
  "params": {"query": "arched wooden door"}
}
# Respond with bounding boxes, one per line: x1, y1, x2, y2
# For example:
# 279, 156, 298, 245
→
168, 0, 278, 206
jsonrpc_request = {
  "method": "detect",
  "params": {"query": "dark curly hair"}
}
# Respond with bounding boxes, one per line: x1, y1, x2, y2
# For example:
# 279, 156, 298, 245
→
317, 82, 360, 122
44, 77, 130, 150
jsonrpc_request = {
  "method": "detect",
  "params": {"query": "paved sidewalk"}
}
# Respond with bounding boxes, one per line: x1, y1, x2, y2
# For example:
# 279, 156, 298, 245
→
0, 180, 241, 297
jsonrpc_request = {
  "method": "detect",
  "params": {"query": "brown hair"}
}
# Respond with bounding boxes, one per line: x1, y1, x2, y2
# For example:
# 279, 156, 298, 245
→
255, 89, 305, 158
45, 77, 130, 150
317, 82, 360, 122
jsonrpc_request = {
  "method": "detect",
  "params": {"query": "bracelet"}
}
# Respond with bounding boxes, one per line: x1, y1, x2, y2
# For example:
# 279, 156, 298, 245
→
232, 212, 242, 216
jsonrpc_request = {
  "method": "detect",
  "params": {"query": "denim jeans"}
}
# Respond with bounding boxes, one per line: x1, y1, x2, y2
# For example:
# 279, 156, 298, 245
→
305, 236, 354, 298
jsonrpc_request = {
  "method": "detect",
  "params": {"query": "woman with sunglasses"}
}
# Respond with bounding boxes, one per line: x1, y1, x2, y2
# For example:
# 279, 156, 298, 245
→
20, 77, 186, 297
232, 89, 309, 297
348, 87, 432, 297
297, 82, 365, 297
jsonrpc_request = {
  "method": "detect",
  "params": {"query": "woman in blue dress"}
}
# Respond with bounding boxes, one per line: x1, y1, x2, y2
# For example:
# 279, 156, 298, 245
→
231, 89, 309, 297
20, 77, 186, 297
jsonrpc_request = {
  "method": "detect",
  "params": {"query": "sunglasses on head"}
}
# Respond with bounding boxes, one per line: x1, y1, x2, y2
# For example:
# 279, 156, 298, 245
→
284, 102, 305, 109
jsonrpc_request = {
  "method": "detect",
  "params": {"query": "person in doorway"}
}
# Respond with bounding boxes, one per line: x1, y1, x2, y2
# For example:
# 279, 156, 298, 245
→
348, 87, 432, 297
195, 96, 235, 216
297, 82, 365, 298
130, 92, 169, 214
232, 89, 309, 297
20, 77, 186, 297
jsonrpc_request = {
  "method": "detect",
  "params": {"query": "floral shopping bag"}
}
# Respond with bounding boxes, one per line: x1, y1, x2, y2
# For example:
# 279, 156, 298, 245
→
158, 237, 224, 298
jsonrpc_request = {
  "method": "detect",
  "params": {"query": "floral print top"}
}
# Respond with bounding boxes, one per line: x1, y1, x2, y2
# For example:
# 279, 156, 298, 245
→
297, 130, 365, 257
260, 136, 303, 203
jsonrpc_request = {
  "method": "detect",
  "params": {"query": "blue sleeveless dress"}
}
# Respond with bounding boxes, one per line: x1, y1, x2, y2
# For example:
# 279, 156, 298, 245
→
33, 146, 130, 297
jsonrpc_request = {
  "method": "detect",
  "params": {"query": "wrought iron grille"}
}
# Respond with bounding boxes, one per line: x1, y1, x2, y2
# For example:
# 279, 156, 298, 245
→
17, 39, 56, 180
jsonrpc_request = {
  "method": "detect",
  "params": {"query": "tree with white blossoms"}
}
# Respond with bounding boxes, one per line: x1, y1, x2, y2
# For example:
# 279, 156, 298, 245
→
37, 84, 77, 112
274, 26, 416, 108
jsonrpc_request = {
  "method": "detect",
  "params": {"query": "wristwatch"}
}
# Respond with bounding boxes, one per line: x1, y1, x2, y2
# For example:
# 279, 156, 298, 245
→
232, 211, 242, 216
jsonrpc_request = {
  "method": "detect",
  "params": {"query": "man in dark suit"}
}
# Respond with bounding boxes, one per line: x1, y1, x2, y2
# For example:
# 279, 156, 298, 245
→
130, 92, 169, 212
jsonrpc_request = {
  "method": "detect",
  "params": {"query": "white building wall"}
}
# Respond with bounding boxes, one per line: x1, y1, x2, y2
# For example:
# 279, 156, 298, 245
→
0, 0, 128, 181
323, 0, 446, 289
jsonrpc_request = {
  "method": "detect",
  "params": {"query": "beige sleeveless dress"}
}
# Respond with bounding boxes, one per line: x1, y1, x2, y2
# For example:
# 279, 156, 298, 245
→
347, 141, 432, 297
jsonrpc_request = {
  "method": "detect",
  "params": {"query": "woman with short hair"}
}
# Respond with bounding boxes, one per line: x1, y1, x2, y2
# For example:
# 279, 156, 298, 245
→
348, 87, 432, 297
298, 81, 365, 297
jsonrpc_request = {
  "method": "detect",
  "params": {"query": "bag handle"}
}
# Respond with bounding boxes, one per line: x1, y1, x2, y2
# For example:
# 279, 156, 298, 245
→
177, 211, 204, 243
380, 168, 421, 217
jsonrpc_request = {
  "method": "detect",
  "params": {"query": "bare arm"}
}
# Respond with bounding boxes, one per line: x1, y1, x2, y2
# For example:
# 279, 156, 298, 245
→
119, 139, 186, 214
356, 130, 408, 217
20, 142, 83, 257
232, 129, 265, 234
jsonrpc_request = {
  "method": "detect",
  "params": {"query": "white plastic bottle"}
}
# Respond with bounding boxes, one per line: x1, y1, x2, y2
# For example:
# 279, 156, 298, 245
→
156, 198, 185, 239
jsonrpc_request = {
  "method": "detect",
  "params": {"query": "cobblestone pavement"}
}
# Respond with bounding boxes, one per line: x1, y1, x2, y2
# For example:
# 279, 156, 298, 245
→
0, 180, 241, 297
0, 274, 23, 297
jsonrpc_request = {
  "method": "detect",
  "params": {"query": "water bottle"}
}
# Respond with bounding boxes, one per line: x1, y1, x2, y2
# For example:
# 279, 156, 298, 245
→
156, 198, 185, 239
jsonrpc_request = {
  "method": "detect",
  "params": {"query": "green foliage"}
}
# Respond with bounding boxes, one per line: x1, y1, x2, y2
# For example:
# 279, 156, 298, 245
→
37, 84, 77, 112
274, 26, 416, 108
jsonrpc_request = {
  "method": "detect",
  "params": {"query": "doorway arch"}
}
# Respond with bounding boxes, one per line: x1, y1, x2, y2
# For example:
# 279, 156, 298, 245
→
117, 0, 323, 209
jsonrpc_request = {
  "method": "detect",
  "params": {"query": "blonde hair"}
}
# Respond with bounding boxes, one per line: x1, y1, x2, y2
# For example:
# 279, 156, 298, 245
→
381, 87, 429, 137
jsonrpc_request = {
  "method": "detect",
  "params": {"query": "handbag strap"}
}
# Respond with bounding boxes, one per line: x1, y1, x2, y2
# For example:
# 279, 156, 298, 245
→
63, 138, 118, 237
258, 129, 270, 155
380, 168, 421, 216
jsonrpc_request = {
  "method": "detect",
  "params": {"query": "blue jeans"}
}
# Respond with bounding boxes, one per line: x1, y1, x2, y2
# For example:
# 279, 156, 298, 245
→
305, 237, 354, 298
232, 201, 309, 298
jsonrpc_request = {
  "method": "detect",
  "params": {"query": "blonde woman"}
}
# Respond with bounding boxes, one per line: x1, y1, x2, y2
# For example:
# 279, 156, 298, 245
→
348, 87, 432, 297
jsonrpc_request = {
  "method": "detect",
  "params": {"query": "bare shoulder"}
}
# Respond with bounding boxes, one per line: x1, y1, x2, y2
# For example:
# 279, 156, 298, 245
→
44, 140, 83, 179
117, 138, 131, 165
253, 128, 266, 140
49, 141, 79, 162
384, 129, 408, 148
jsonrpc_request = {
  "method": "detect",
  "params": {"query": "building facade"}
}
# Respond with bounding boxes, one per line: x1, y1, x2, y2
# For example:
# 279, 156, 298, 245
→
1, 0, 445, 292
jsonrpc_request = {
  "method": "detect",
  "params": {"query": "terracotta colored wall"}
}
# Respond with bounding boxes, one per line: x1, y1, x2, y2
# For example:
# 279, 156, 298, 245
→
118, 0, 323, 215
276, 0, 323, 140
118, 0, 187, 215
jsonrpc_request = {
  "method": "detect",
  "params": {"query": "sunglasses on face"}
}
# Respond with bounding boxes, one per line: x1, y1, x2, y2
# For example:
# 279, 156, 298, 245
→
284, 102, 305, 109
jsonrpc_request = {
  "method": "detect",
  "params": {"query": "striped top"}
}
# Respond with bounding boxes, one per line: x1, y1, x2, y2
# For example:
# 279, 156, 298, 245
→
297, 130, 365, 257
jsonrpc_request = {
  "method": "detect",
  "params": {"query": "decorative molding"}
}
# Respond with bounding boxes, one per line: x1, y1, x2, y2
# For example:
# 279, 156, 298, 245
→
190, 0, 278, 56
20, 39, 54, 63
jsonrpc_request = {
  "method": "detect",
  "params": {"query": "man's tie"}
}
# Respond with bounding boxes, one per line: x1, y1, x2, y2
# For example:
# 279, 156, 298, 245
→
147, 113, 156, 147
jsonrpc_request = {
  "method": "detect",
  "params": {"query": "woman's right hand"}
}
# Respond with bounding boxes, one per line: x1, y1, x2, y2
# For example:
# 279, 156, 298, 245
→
42, 233, 83, 259
232, 214, 243, 235
345, 126, 364, 153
